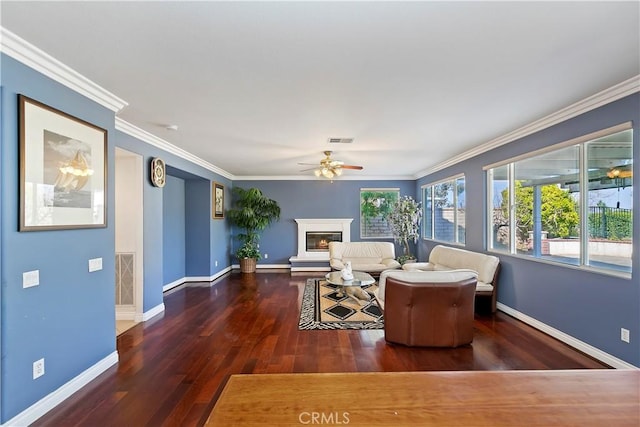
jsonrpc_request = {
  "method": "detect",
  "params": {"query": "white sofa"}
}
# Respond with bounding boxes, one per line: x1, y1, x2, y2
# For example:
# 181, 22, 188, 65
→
329, 241, 401, 275
394, 245, 500, 312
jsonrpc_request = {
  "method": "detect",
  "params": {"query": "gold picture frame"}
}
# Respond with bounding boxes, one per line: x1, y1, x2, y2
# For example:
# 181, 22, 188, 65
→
19, 95, 107, 231
213, 182, 224, 219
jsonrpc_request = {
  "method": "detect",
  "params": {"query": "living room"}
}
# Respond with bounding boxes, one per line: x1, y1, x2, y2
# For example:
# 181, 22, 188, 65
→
0, 1, 638, 425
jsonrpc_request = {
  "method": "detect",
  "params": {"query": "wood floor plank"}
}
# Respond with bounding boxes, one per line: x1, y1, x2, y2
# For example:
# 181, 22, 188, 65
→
33, 272, 610, 426
205, 370, 640, 426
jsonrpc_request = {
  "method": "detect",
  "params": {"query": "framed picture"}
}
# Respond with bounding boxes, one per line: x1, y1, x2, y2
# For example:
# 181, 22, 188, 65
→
213, 182, 224, 219
360, 188, 400, 238
19, 95, 107, 231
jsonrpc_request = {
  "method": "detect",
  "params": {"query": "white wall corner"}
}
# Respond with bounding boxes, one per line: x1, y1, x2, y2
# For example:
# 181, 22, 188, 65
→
1, 351, 118, 427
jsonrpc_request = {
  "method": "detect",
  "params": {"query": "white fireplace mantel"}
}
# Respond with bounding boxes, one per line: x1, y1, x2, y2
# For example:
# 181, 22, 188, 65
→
292, 218, 353, 261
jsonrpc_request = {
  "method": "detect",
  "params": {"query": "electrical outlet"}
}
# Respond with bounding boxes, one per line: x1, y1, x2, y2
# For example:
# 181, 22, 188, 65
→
215, 260, 218, 267
88, 258, 103, 272
264, 253, 268, 259
33, 358, 45, 379
621, 328, 630, 343
23, 270, 40, 288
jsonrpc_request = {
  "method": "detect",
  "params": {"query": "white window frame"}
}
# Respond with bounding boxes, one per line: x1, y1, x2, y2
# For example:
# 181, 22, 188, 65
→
484, 122, 633, 278
422, 173, 466, 245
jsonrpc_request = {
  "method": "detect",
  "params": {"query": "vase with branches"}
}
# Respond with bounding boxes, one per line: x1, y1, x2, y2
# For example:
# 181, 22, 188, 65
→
385, 195, 422, 264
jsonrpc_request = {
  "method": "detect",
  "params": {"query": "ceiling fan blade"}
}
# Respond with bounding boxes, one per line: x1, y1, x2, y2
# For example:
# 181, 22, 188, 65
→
299, 167, 318, 172
340, 165, 363, 170
298, 162, 319, 166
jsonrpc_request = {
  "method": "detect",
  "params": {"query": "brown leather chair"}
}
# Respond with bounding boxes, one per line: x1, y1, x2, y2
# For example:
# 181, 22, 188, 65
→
383, 271, 477, 347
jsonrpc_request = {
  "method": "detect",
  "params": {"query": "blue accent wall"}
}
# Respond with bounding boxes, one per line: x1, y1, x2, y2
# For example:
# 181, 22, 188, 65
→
163, 175, 186, 284
0, 53, 233, 422
415, 93, 640, 367
232, 180, 415, 264
185, 179, 212, 277
0, 55, 117, 420
113, 131, 231, 312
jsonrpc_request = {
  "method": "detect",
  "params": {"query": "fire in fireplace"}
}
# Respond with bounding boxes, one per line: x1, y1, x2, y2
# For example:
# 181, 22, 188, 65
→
292, 218, 352, 262
306, 232, 342, 252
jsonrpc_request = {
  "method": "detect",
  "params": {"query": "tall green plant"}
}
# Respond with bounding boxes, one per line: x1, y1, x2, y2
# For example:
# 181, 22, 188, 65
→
227, 187, 281, 259
385, 195, 422, 261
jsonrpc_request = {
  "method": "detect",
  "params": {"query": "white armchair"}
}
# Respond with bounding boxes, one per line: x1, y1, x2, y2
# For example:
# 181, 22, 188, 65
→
402, 245, 500, 312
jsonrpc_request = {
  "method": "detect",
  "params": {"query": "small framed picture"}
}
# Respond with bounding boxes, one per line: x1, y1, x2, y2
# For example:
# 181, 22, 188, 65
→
19, 95, 107, 231
213, 182, 224, 219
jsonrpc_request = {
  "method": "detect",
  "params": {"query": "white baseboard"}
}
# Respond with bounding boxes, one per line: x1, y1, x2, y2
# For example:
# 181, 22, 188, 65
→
115, 305, 136, 321
162, 277, 186, 292
497, 302, 638, 369
162, 267, 233, 292
231, 263, 291, 270
2, 351, 119, 427
142, 303, 165, 321
291, 266, 331, 272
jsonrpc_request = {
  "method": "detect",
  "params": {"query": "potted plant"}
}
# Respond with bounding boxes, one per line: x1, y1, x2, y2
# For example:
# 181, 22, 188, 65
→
227, 187, 281, 273
385, 195, 422, 264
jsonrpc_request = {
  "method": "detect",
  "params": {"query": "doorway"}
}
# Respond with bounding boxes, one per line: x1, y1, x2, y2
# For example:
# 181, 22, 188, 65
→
115, 148, 144, 334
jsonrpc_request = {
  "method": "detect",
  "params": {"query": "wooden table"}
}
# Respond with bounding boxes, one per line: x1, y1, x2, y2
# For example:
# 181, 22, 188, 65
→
205, 370, 639, 426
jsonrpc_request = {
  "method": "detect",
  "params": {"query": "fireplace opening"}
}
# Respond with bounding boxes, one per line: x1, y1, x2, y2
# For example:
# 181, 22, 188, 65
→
306, 232, 342, 252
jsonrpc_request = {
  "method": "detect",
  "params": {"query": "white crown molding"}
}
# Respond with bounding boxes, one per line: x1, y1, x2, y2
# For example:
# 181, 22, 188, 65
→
236, 175, 415, 181
115, 117, 234, 180
415, 74, 640, 179
1, 352, 119, 427
0, 27, 128, 113
497, 302, 639, 370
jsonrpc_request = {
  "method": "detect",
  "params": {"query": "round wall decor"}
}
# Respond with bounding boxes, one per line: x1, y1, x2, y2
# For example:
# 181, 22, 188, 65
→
151, 157, 166, 187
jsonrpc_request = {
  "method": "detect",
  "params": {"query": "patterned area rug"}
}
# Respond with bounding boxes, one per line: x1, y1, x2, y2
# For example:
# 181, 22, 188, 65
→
298, 278, 384, 330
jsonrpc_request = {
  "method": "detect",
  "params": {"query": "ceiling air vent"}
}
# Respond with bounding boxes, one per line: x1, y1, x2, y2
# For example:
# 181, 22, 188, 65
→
328, 137, 354, 144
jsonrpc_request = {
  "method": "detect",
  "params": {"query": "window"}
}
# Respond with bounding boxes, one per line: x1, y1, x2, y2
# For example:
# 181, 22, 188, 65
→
486, 125, 633, 276
422, 175, 466, 244
360, 188, 400, 239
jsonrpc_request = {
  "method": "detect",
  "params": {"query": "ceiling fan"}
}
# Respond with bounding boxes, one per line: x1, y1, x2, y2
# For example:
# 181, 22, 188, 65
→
299, 151, 363, 179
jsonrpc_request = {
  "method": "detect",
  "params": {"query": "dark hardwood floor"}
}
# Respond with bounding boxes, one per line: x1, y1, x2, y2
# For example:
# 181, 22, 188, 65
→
34, 271, 608, 426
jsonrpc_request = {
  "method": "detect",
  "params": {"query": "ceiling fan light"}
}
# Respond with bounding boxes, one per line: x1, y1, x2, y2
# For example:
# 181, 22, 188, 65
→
314, 169, 321, 177
334, 168, 342, 176
607, 168, 621, 178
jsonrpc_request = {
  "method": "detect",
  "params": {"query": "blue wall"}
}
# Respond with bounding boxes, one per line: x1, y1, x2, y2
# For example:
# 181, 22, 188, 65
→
163, 175, 186, 284
0, 53, 233, 422
415, 93, 640, 367
113, 131, 232, 312
233, 180, 415, 264
185, 180, 212, 277
0, 55, 117, 420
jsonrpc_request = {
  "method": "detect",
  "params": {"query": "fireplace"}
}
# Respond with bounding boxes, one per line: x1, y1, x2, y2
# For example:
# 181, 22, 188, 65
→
306, 231, 342, 252
291, 218, 353, 260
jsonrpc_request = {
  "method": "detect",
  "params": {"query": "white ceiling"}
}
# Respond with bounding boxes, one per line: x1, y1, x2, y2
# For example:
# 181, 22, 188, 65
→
1, 1, 638, 179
